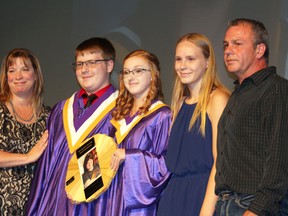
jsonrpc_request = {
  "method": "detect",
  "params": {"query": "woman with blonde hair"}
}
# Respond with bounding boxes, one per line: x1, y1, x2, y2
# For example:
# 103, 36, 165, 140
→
0, 48, 50, 215
157, 33, 230, 216
97, 49, 171, 215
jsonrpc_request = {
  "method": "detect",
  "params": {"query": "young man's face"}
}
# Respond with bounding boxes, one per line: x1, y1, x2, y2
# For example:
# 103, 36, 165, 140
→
75, 51, 113, 94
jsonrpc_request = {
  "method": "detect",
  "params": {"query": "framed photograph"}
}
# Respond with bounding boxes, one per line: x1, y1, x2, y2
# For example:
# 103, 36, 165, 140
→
65, 134, 117, 203
76, 138, 104, 199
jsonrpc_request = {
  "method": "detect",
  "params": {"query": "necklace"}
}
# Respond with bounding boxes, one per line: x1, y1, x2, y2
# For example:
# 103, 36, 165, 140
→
9, 100, 34, 122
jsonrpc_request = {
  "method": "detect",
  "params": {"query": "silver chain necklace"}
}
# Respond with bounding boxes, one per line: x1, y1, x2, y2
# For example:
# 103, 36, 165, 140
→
9, 100, 34, 122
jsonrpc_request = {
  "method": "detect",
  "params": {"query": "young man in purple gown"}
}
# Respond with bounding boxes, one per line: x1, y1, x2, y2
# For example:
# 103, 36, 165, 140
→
26, 37, 118, 215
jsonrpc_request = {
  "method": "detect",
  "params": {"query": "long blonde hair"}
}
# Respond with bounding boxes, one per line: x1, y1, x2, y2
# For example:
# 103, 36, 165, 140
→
0, 48, 44, 117
171, 33, 229, 135
112, 50, 164, 120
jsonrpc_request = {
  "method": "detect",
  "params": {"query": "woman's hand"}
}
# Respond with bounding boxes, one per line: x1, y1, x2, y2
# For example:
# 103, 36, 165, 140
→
66, 192, 81, 205
110, 149, 125, 171
26, 130, 49, 163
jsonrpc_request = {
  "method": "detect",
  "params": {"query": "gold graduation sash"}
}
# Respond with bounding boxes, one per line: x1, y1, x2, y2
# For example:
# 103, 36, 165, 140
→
111, 101, 168, 144
63, 90, 118, 154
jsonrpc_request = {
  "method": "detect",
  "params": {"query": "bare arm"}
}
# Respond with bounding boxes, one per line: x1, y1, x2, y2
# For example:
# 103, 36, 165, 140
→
199, 89, 229, 216
0, 130, 48, 167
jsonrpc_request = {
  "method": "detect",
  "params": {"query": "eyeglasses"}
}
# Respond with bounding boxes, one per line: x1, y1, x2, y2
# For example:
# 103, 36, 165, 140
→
121, 68, 150, 78
72, 59, 110, 70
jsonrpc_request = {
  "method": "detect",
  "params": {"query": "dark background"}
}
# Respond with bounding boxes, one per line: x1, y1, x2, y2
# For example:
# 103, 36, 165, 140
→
1, 0, 287, 107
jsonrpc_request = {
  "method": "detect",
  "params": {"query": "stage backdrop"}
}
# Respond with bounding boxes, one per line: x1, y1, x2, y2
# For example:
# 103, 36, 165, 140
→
0, 0, 287, 107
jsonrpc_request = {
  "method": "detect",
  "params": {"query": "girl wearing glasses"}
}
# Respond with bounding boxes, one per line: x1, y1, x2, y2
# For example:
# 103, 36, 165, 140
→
94, 50, 171, 215
157, 33, 230, 216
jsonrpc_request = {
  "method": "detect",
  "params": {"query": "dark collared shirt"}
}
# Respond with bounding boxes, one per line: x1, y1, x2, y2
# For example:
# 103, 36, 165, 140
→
215, 66, 288, 215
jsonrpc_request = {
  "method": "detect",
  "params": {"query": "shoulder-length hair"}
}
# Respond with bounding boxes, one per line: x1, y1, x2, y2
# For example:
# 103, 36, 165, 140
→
112, 49, 164, 120
171, 33, 229, 135
0, 48, 44, 117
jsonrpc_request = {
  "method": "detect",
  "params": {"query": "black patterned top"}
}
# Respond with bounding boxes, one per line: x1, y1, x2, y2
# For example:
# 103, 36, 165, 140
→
0, 103, 50, 216
215, 67, 288, 215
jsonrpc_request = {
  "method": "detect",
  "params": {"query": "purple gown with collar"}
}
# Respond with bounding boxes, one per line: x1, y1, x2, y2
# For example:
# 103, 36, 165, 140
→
75, 101, 171, 216
25, 86, 117, 216
93, 101, 172, 216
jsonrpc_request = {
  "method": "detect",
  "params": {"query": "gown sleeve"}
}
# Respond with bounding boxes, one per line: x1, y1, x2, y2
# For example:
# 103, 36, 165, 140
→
121, 110, 171, 209
26, 102, 67, 215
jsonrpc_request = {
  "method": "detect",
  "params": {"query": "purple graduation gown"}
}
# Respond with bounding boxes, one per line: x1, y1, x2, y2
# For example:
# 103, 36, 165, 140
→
74, 102, 171, 216
95, 101, 172, 216
25, 86, 117, 216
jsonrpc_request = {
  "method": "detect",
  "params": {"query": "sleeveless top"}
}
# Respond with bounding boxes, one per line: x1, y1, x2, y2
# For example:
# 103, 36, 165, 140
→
158, 102, 213, 216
